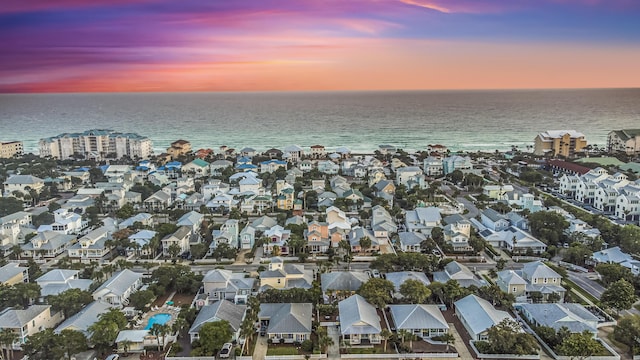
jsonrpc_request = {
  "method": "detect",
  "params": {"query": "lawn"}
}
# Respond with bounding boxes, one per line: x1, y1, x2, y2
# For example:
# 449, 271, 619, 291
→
266, 347, 299, 356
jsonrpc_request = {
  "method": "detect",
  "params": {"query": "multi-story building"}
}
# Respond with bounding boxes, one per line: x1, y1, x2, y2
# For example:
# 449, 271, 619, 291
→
0, 141, 24, 158
39, 129, 153, 160
166, 139, 191, 159
607, 129, 640, 155
533, 130, 587, 158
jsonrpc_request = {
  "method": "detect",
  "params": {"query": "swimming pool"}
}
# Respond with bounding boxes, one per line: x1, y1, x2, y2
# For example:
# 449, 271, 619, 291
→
145, 313, 172, 330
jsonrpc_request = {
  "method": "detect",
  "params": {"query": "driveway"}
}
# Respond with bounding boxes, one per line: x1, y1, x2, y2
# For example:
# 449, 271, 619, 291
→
326, 325, 341, 360
447, 322, 475, 360
253, 332, 268, 359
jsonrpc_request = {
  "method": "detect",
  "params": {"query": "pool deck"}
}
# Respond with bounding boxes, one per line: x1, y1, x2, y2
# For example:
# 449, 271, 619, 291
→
135, 303, 181, 330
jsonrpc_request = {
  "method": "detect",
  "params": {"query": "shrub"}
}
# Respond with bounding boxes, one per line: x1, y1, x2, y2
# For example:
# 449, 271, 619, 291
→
301, 339, 314, 352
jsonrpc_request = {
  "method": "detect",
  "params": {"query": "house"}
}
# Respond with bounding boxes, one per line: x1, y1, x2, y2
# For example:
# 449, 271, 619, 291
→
260, 159, 287, 173
338, 294, 382, 345
395, 166, 423, 187
210, 219, 240, 252
397, 231, 426, 252
264, 148, 283, 159
128, 230, 157, 257
167, 139, 192, 159
0, 263, 29, 286
251, 216, 278, 232
591, 246, 640, 275
389, 305, 448, 339
310, 145, 326, 158
454, 294, 514, 341
36, 269, 93, 298
177, 211, 204, 242
318, 160, 340, 174
480, 209, 511, 231
239, 224, 256, 250
483, 185, 515, 200
210, 159, 234, 175
283, 145, 304, 163
202, 269, 255, 305
520, 261, 565, 302
321, 271, 369, 299
477, 226, 547, 255
405, 206, 441, 234
0, 305, 63, 349
518, 303, 599, 334
0, 211, 33, 251
21, 231, 76, 259
3, 175, 45, 197
259, 303, 313, 344
162, 226, 192, 257
496, 270, 527, 300
143, 190, 172, 211
306, 221, 331, 254
189, 300, 247, 343
118, 213, 153, 229
608, 129, 640, 155
373, 180, 395, 198
55, 301, 112, 336
348, 227, 380, 253
385, 271, 431, 297
92, 269, 143, 307
115, 330, 157, 353
239, 147, 257, 157
423, 156, 444, 177
432, 261, 484, 288
443, 218, 472, 252
67, 226, 112, 262
259, 257, 313, 291
263, 225, 291, 256
442, 155, 472, 175
39, 209, 84, 235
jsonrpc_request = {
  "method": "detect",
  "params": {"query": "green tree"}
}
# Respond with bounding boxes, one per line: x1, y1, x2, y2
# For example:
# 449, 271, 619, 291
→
115, 203, 135, 219
88, 309, 128, 354
10, 282, 40, 309
399, 279, 432, 304
128, 289, 156, 311
22, 329, 63, 360
380, 328, 393, 352
357, 278, 395, 308
556, 330, 605, 360
475, 319, 538, 355
0, 328, 18, 360
601, 278, 637, 315
0, 197, 24, 217
613, 314, 640, 356
168, 243, 182, 259
59, 329, 88, 360
594, 263, 633, 285
47, 289, 93, 318
527, 211, 569, 245
196, 321, 233, 355
149, 323, 171, 351
619, 225, 640, 254
358, 236, 372, 253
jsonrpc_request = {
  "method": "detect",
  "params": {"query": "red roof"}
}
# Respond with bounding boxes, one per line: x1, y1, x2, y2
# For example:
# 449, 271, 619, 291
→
547, 159, 591, 175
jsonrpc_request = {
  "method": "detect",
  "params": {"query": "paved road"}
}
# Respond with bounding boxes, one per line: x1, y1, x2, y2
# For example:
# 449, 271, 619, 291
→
567, 272, 605, 298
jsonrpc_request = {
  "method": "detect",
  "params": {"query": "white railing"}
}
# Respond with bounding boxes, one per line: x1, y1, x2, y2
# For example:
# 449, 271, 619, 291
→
469, 341, 540, 359
341, 353, 458, 359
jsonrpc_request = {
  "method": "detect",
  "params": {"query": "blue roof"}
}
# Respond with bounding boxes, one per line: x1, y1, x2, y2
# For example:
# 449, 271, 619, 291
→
236, 163, 257, 169
74, 167, 90, 172
261, 160, 287, 165
99, 165, 109, 173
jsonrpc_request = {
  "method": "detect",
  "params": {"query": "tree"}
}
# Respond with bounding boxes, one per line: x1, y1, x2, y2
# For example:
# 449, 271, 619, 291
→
613, 314, 640, 356
357, 278, 395, 308
22, 329, 63, 360
196, 321, 233, 355
11, 282, 40, 309
0, 197, 24, 217
380, 328, 393, 352
399, 279, 432, 304
48, 289, 93, 318
317, 327, 334, 353
601, 278, 637, 315
115, 203, 135, 219
438, 333, 455, 352
88, 309, 128, 354
128, 289, 156, 311
475, 319, 538, 355
595, 263, 633, 286
358, 236, 372, 253
168, 243, 182, 260
556, 330, 605, 360
149, 323, 171, 351
527, 211, 568, 245
619, 225, 640, 254
59, 329, 88, 360
0, 328, 18, 360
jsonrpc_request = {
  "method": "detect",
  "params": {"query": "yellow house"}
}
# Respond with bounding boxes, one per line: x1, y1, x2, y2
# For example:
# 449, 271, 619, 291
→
167, 139, 192, 159
0, 305, 63, 349
259, 257, 313, 290
0, 263, 29, 285
534, 130, 587, 158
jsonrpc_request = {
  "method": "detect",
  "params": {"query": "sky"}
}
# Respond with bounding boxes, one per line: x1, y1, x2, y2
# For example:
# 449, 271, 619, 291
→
2, 0, 640, 93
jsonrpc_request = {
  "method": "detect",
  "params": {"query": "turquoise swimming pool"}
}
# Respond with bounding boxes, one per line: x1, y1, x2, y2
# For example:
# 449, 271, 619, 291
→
145, 313, 172, 330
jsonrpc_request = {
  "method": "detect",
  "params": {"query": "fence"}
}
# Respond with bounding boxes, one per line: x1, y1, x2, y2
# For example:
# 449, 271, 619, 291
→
265, 355, 327, 360
340, 353, 458, 359
469, 341, 540, 359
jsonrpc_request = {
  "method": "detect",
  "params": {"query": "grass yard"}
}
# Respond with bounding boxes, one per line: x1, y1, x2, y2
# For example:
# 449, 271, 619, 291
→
266, 347, 299, 356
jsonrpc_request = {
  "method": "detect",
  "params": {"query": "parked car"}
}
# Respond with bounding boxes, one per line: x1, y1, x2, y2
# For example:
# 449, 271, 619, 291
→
105, 355, 120, 360
371, 269, 380, 278
260, 324, 267, 336
219, 343, 233, 358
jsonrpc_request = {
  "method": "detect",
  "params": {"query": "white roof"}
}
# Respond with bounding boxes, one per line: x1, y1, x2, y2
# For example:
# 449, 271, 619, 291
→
389, 305, 448, 331
338, 294, 381, 335
93, 269, 142, 297
455, 295, 513, 336
539, 130, 585, 139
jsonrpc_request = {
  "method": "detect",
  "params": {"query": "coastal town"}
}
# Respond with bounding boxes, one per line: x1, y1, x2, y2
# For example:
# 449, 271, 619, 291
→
1, 128, 640, 360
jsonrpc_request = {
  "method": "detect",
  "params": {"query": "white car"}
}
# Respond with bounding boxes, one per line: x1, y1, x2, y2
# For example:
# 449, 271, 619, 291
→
371, 269, 381, 278
219, 342, 233, 358
105, 355, 119, 360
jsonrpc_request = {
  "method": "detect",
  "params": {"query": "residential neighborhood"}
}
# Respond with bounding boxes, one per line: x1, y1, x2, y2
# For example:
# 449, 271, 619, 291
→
0, 130, 640, 360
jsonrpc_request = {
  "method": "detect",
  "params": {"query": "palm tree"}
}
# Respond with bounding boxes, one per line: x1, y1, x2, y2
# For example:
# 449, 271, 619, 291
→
318, 333, 334, 353
380, 328, 392, 352
119, 339, 133, 357
398, 329, 416, 349
239, 317, 255, 355
149, 323, 170, 351
0, 328, 18, 360
172, 317, 187, 338
440, 333, 455, 352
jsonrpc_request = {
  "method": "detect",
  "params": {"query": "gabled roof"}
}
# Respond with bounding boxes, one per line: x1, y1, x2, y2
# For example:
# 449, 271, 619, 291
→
3, 174, 44, 184
55, 301, 112, 335
189, 300, 247, 334
321, 271, 369, 293
338, 294, 381, 335
398, 232, 426, 246
93, 269, 142, 297
36, 269, 79, 283
389, 305, 448, 331
203, 269, 233, 283
454, 295, 512, 336
0, 263, 27, 283
497, 270, 527, 286
177, 211, 203, 227
519, 303, 598, 333
521, 261, 561, 280
0, 305, 50, 328
259, 303, 312, 334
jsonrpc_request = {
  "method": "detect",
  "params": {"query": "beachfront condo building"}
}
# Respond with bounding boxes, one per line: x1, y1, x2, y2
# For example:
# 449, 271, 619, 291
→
0, 141, 23, 158
39, 129, 153, 160
533, 130, 587, 158
607, 129, 640, 155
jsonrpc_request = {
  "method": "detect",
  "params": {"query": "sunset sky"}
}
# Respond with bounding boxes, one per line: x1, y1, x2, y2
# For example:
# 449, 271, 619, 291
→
2, 0, 640, 92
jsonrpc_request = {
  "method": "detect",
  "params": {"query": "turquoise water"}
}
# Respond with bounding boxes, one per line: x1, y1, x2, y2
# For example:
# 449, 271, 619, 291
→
145, 313, 171, 330
2, 89, 639, 154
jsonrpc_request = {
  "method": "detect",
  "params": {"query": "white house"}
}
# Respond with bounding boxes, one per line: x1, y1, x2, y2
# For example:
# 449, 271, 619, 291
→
92, 269, 143, 307
455, 295, 513, 341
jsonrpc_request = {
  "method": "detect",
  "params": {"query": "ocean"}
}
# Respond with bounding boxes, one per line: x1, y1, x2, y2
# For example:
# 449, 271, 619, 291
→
1, 89, 639, 155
